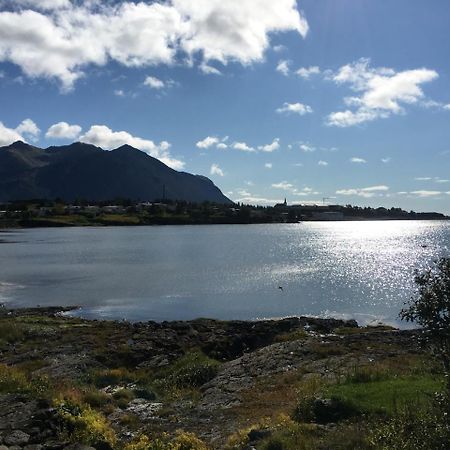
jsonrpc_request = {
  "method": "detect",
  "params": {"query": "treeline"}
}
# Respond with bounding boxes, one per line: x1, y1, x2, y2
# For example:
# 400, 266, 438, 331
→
0, 199, 447, 228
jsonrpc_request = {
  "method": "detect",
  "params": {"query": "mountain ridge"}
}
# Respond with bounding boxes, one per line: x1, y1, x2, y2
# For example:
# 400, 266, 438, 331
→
0, 141, 232, 204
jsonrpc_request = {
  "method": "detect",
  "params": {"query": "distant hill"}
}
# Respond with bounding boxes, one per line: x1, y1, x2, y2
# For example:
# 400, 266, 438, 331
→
0, 141, 232, 204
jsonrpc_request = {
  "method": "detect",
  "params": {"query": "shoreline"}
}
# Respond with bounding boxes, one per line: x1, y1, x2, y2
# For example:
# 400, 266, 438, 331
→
0, 304, 431, 449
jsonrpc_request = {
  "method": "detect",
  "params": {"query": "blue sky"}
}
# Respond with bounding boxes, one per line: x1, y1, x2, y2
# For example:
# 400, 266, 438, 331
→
1, 0, 449, 213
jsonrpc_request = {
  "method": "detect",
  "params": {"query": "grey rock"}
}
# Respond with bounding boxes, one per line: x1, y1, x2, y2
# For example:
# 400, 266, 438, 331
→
63, 444, 96, 450
4, 430, 30, 446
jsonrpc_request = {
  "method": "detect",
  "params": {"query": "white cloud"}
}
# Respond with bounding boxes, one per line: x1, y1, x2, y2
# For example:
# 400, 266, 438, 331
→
415, 177, 432, 181
336, 185, 389, 198
114, 89, 125, 97
199, 62, 222, 75
15, 0, 71, 10
258, 138, 280, 152
296, 65, 320, 79
273, 45, 286, 53
276, 102, 313, 115
272, 181, 319, 196
46, 121, 82, 140
216, 142, 227, 149
318, 160, 328, 166
299, 143, 315, 152
276, 59, 290, 76
196, 136, 219, 149
272, 181, 295, 191
232, 141, 255, 152
0, 118, 40, 146
1, 0, 308, 90
210, 163, 224, 177
143, 76, 165, 89
264, 163, 273, 169
410, 190, 442, 198
15, 118, 40, 139
80, 125, 184, 170
350, 157, 367, 163
0, 122, 24, 146
443, 104, 450, 110
381, 157, 391, 163
327, 58, 439, 126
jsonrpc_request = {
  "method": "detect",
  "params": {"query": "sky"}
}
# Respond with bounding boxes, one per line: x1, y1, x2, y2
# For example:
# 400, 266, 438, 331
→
0, 0, 449, 214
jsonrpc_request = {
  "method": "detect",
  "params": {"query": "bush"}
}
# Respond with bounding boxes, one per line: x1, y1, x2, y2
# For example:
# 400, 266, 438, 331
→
157, 351, 220, 390
401, 258, 450, 374
370, 405, 450, 450
56, 400, 117, 449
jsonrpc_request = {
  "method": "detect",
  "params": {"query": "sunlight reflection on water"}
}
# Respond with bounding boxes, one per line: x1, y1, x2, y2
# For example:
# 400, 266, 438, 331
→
0, 221, 448, 326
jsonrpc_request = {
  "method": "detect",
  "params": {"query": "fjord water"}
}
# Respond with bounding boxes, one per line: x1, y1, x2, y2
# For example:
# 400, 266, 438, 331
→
0, 221, 449, 327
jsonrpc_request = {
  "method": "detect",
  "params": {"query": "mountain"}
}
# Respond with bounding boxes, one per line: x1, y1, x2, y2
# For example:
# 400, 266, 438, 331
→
0, 141, 232, 204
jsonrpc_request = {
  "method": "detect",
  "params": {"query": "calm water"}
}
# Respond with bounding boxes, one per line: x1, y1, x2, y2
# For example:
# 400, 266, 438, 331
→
0, 221, 449, 327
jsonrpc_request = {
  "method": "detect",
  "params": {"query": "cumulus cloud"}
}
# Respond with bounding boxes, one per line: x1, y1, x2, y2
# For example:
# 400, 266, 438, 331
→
336, 185, 389, 198
15, 118, 40, 139
276, 59, 290, 76
318, 160, 328, 166
46, 121, 82, 139
0, 118, 40, 146
350, 157, 367, 163
0, 0, 308, 90
276, 102, 313, 115
265, 163, 273, 169
143, 76, 165, 89
327, 58, 438, 126
210, 163, 224, 177
196, 136, 219, 149
381, 157, 391, 163
0, 122, 24, 146
258, 138, 280, 152
444, 104, 450, 110
232, 141, 255, 152
80, 125, 184, 170
15, 0, 71, 10
296, 65, 320, 79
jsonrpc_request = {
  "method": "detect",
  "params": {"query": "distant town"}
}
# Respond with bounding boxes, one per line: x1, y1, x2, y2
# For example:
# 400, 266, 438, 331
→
0, 198, 448, 228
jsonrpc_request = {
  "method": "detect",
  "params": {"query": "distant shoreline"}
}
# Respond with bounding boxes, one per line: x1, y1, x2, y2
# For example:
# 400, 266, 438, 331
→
1, 216, 449, 230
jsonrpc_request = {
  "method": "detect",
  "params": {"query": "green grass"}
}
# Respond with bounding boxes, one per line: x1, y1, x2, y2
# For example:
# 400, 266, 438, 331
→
326, 375, 444, 415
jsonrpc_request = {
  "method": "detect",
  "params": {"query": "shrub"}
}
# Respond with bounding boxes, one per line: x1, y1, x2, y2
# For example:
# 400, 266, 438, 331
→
401, 258, 450, 374
370, 405, 450, 450
56, 400, 117, 448
157, 351, 220, 390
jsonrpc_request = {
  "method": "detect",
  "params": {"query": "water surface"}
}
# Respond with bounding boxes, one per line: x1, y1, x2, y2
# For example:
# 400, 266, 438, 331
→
0, 221, 449, 326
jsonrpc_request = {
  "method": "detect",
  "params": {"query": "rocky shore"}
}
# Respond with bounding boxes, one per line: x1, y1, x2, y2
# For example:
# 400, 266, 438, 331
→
0, 307, 436, 449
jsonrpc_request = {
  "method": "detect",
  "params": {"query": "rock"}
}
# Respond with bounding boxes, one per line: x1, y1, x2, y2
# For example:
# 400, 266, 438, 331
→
0, 446, 9, 450
4, 430, 30, 446
126, 399, 163, 420
63, 444, 96, 450
24, 445, 43, 450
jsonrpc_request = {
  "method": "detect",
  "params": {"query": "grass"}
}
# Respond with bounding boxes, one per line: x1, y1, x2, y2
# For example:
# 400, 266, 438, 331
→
274, 329, 308, 343
325, 375, 444, 416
